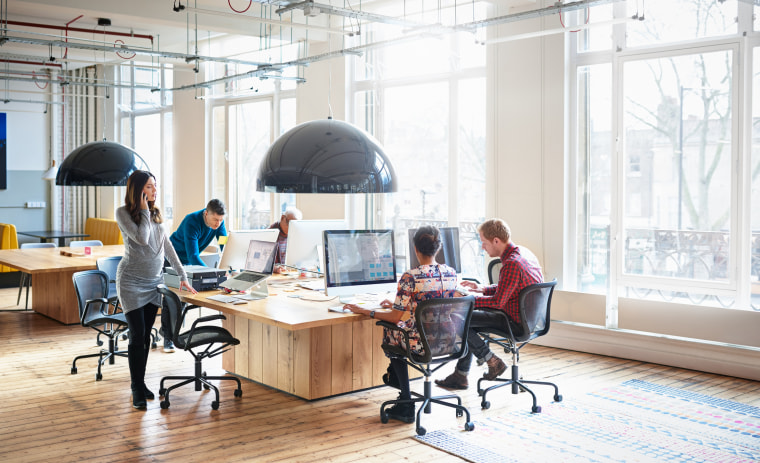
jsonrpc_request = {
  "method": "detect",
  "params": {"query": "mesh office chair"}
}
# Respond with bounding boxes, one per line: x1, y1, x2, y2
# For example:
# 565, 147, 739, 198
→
70, 270, 129, 380
487, 257, 502, 284
377, 296, 476, 436
157, 285, 242, 410
17, 242, 56, 309
476, 279, 562, 413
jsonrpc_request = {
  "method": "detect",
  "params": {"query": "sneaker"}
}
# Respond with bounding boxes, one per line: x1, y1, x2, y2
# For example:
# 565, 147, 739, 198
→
385, 402, 415, 423
163, 339, 175, 353
483, 355, 507, 381
434, 371, 469, 390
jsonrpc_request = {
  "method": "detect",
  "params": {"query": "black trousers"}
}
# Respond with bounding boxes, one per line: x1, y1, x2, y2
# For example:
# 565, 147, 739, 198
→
125, 303, 159, 387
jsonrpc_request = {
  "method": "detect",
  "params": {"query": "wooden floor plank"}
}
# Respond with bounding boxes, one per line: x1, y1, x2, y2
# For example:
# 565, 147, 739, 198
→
2, 287, 760, 463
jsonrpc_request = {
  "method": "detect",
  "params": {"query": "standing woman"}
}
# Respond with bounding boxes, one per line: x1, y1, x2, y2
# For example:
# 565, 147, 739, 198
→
116, 170, 197, 409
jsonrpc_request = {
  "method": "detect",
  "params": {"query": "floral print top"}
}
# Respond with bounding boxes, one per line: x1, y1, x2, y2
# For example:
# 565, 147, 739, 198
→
384, 263, 459, 355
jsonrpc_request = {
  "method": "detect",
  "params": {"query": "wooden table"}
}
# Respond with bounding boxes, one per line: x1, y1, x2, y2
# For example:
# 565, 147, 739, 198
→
178, 279, 397, 400
0, 245, 124, 324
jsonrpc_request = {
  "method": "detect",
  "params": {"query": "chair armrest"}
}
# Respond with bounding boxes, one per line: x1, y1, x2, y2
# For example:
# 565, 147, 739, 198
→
461, 277, 481, 284
185, 314, 227, 346
82, 297, 110, 324
376, 321, 415, 359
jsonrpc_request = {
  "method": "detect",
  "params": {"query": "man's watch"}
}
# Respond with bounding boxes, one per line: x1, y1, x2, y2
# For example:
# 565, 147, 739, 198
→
370, 310, 375, 318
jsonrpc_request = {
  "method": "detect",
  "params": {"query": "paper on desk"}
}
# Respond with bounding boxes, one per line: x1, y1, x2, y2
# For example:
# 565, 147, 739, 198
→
299, 293, 337, 302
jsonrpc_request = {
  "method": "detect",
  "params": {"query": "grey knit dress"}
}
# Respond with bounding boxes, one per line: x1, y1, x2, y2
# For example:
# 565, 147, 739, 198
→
115, 207, 187, 314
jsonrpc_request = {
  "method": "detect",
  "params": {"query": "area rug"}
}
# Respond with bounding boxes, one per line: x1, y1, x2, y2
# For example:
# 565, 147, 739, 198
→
415, 379, 760, 463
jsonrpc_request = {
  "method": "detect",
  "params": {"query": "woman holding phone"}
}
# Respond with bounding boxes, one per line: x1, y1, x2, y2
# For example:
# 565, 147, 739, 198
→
115, 170, 197, 409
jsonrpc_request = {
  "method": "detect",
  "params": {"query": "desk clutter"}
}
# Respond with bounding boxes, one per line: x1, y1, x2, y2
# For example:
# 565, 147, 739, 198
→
163, 265, 227, 291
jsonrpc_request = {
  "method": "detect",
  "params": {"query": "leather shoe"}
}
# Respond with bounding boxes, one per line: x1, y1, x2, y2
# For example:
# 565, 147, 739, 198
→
434, 372, 469, 390
483, 355, 507, 381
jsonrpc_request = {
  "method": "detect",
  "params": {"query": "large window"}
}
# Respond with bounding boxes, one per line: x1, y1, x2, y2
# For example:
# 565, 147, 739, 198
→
572, 0, 758, 311
349, 26, 487, 279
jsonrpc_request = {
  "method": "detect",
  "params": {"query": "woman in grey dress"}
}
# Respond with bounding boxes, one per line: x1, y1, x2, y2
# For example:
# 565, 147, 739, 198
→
116, 170, 196, 409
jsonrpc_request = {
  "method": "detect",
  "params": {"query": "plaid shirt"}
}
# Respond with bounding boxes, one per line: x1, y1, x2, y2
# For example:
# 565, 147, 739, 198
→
475, 243, 543, 323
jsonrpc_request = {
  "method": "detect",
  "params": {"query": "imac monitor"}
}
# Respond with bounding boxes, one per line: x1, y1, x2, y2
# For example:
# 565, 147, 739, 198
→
285, 219, 347, 271
245, 240, 278, 274
407, 227, 462, 273
323, 229, 397, 299
219, 229, 279, 271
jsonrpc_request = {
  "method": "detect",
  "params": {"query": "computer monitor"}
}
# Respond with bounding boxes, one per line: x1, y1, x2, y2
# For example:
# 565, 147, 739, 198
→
323, 229, 397, 300
219, 229, 280, 271
284, 219, 347, 271
244, 239, 277, 274
407, 227, 462, 273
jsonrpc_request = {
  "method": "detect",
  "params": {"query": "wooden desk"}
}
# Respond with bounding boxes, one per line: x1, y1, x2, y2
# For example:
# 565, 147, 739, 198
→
0, 245, 124, 324
178, 281, 393, 400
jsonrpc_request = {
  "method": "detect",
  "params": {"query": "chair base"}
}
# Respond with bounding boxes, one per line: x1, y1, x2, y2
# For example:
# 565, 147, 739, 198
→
477, 364, 562, 413
380, 378, 475, 436
71, 349, 128, 381
158, 359, 242, 410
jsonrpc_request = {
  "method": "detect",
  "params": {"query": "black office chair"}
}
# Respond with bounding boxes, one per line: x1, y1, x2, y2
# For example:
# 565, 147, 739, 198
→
156, 285, 242, 410
17, 242, 56, 310
70, 270, 129, 380
487, 257, 502, 284
96, 256, 159, 349
476, 279, 562, 413
377, 296, 476, 436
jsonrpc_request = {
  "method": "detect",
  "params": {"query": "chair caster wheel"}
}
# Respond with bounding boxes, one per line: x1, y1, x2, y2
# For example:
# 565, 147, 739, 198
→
531, 405, 542, 413
97, 340, 104, 346
211, 401, 219, 410
380, 411, 389, 424
464, 422, 475, 432
416, 426, 426, 436
234, 389, 243, 398
456, 409, 463, 417
151, 342, 157, 349
160, 400, 170, 409
71, 367, 77, 375
481, 400, 490, 409
95, 373, 102, 381
555, 394, 563, 402
159, 388, 166, 396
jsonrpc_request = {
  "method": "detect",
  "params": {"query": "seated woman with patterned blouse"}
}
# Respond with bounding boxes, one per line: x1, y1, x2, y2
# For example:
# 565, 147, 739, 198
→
344, 225, 461, 423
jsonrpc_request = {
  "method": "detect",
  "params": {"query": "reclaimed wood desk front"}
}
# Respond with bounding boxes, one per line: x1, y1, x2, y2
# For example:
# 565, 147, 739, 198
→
0, 245, 124, 324
178, 281, 391, 400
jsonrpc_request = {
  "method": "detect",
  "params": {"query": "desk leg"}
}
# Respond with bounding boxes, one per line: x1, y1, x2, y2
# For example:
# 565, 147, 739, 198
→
31, 271, 80, 324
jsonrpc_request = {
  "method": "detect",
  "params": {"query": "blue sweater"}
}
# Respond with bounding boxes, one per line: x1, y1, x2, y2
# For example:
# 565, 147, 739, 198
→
169, 209, 227, 266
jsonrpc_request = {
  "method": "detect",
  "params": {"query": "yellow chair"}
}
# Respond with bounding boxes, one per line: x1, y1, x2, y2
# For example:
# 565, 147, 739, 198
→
0, 223, 19, 273
83, 218, 124, 246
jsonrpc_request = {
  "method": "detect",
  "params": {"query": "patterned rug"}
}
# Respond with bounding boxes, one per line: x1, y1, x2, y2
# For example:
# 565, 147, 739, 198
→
415, 379, 760, 463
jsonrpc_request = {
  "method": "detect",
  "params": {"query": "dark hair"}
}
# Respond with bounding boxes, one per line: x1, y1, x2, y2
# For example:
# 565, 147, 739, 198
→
124, 170, 163, 225
206, 198, 226, 216
413, 225, 442, 257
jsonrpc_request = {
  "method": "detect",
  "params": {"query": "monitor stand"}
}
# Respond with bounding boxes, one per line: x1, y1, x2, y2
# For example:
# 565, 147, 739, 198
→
244, 279, 269, 300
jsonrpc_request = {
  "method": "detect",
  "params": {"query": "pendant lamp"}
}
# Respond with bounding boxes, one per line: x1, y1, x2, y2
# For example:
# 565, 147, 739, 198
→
257, 118, 397, 193
55, 140, 150, 186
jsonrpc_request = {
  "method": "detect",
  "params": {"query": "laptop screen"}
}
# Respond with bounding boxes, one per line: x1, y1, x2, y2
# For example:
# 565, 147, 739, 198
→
245, 240, 277, 274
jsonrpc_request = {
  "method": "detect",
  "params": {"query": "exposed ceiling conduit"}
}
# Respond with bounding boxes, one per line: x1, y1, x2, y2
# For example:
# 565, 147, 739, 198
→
0, 57, 60, 67
4, 20, 154, 44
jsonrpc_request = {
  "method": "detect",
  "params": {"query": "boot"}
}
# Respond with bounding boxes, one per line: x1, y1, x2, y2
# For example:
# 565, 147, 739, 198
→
143, 345, 154, 400
434, 371, 469, 390
386, 394, 415, 423
128, 343, 147, 409
483, 354, 507, 381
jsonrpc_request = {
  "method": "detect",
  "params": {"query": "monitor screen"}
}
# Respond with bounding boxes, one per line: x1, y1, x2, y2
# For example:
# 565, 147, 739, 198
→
245, 240, 277, 274
407, 227, 462, 273
284, 219, 347, 271
323, 229, 397, 298
219, 229, 280, 271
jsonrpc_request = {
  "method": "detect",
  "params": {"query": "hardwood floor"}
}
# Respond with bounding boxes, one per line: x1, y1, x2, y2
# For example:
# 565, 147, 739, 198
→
1, 286, 759, 462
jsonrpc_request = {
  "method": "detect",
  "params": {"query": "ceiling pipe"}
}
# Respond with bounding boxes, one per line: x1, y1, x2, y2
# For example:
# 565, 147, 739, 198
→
0, 58, 61, 67
182, 5, 350, 36
5, 19, 154, 44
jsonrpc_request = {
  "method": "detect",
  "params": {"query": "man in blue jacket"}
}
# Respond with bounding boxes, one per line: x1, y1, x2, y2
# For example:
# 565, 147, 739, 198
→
162, 199, 227, 351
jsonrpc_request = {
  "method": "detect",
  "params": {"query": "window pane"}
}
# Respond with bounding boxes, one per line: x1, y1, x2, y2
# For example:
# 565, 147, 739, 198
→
576, 4, 613, 53
279, 97, 296, 134
211, 105, 227, 212
229, 101, 272, 230
752, 47, 760, 310
626, 0, 737, 48
622, 51, 733, 294
163, 113, 174, 227
134, 67, 160, 109
577, 64, 612, 294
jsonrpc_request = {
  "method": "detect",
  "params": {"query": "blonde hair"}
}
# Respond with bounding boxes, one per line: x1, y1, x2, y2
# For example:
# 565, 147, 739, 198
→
478, 218, 510, 243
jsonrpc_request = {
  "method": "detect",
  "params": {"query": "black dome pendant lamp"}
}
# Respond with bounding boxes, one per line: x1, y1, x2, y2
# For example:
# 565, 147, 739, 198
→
55, 140, 150, 186
256, 118, 397, 194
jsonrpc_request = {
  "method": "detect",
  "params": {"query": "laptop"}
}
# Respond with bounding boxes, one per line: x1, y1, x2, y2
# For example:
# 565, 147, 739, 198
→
218, 240, 277, 292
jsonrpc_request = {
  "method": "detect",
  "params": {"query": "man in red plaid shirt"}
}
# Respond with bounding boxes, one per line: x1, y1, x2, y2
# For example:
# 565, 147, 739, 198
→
435, 218, 543, 390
